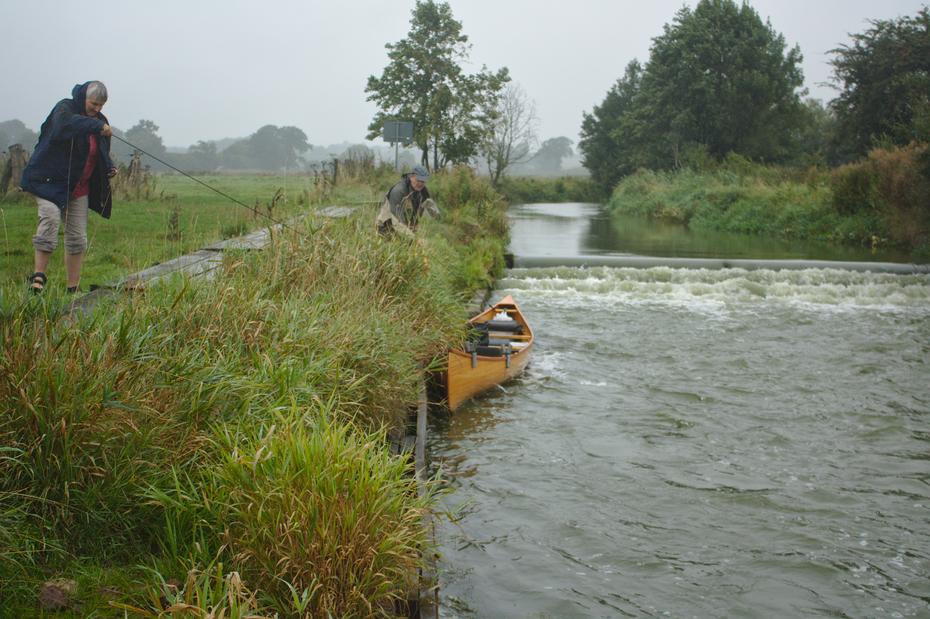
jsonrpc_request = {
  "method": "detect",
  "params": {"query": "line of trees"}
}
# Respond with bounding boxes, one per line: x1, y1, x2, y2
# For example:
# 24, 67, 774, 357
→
109, 121, 310, 172
579, 1, 930, 194
1, 117, 311, 173
112, 120, 310, 171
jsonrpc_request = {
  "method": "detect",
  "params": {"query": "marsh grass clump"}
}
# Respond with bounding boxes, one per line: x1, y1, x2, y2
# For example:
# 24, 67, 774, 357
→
112, 564, 269, 618
221, 219, 250, 239
171, 415, 430, 617
166, 203, 182, 241
135, 412, 430, 617
111, 156, 158, 201
831, 142, 930, 248
0, 301, 189, 553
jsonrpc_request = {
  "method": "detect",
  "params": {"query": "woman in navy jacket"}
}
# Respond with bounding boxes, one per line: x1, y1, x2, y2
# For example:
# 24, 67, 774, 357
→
21, 81, 117, 293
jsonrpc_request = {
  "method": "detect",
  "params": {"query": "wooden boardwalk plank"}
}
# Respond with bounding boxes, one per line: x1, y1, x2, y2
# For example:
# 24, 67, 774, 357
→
116, 250, 225, 289
203, 226, 279, 251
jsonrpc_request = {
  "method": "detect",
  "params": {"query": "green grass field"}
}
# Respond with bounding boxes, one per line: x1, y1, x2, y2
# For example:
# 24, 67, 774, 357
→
0, 172, 389, 297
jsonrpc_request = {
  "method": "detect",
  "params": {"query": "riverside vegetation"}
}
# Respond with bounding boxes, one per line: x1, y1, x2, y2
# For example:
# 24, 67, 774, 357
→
606, 145, 930, 260
576, 3, 930, 261
0, 165, 509, 616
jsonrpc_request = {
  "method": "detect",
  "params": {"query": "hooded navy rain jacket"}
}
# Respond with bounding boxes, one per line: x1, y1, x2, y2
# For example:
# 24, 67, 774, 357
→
20, 82, 115, 218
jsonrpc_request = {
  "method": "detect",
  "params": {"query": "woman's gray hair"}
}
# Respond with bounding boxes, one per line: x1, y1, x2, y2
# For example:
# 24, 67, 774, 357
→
86, 81, 108, 102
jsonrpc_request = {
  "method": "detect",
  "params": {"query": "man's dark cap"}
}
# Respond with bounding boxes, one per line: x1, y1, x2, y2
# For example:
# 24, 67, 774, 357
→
412, 165, 429, 182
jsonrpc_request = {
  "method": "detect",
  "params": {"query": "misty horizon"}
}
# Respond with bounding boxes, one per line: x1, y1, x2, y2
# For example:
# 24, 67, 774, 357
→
3, 0, 926, 152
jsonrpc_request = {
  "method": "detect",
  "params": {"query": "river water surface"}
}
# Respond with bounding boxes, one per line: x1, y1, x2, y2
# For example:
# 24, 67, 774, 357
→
430, 204, 930, 618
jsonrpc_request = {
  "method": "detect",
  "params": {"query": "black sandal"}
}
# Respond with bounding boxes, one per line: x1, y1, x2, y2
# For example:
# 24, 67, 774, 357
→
29, 272, 47, 294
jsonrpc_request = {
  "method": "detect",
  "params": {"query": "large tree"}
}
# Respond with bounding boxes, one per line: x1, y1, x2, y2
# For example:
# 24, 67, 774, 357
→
479, 82, 538, 185
126, 120, 166, 158
365, 0, 509, 171
581, 0, 806, 187
186, 140, 219, 171
112, 119, 168, 169
221, 125, 310, 170
635, 0, 805, 167
530, 137, 574, 176
249, 125, 310, 169
829, 7, 930, 162
579, 60, 643, 194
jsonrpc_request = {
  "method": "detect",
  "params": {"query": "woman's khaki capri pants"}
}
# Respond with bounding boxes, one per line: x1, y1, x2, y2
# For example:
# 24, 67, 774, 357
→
32, 195, 88, 255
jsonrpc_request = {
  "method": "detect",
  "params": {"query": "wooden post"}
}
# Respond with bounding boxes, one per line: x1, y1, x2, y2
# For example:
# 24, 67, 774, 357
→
128, 150, 143, 188
1, 144, 28, 194
416, 381, 427, 479
0, 152, 9, 195
10, 144, 27, 191
416, 379, 439, 619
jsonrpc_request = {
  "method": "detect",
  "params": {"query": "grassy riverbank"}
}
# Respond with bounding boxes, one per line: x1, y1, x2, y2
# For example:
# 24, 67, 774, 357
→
607, 146, 930, 261
0, 168, 508, 616
0, 169, 397, 294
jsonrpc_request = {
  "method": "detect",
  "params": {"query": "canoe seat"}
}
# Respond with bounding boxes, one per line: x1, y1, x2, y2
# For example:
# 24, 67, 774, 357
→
485, 318, 522, 333
468, 320, 521, 344
475, 345, 505, 357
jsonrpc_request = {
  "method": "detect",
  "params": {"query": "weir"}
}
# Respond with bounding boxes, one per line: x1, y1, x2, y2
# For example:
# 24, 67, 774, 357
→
508, 253, 930, 274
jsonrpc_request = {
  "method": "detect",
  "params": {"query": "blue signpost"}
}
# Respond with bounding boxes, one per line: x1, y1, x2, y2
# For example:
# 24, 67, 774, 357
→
382, 121, 414, 171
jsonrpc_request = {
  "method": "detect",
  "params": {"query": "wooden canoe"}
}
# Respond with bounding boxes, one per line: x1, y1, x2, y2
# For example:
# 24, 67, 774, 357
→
445, 295, 534, 411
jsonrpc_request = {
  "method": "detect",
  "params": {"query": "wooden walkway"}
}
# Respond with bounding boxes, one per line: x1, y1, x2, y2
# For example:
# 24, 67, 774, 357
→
68, 206, 358, 316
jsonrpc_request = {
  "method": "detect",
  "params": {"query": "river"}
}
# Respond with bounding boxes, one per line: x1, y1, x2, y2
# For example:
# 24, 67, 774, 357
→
429, 204, 930, 618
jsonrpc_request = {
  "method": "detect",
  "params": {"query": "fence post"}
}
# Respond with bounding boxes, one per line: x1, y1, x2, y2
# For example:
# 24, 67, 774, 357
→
1, 144, 28, 194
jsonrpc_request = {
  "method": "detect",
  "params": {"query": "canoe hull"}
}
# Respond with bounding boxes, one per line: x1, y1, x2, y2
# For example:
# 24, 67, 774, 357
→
445, 295, 534, 411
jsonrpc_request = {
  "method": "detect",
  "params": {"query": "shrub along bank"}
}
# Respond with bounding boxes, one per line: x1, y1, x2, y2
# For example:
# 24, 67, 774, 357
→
497, 175, 602, 205
607, 145, 930, 259
0, 168, 508, 616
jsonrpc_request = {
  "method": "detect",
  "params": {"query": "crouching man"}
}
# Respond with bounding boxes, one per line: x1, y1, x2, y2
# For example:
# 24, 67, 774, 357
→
375, 164, 440, 237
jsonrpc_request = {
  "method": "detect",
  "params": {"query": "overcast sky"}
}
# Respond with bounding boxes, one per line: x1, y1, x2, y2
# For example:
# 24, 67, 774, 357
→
3, 0, 926, 149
